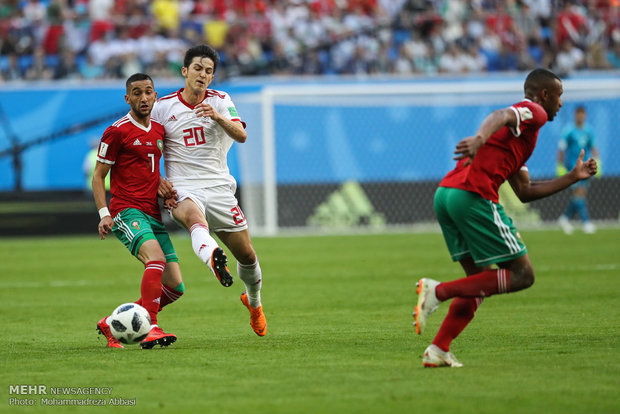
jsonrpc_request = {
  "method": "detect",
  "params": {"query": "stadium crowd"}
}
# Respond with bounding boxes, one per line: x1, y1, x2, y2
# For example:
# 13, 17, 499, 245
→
1, 0, 619, 82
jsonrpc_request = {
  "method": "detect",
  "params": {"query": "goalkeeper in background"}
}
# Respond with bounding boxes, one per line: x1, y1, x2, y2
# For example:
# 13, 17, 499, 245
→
557, 105, 600, 234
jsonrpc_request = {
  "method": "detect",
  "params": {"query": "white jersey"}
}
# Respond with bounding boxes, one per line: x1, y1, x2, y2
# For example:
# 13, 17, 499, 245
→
152, 88, 244, 188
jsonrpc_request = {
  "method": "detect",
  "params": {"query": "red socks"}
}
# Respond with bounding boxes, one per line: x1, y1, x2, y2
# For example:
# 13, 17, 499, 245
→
431, 268, 511, 351
432, 297, 483, 351
159, 284, 184, 310
140, 261, 165, 325
435, 269, 510, 301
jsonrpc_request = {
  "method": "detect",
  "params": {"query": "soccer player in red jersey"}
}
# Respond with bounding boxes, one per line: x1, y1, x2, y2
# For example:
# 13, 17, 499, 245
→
92, 73, 183, 349
414, 68, 598, 367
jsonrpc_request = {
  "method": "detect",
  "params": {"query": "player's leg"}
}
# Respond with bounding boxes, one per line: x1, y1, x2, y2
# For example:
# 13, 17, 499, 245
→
415, 189, 528, 334
205, 183, 266, 336
97, 209, 169, 348
430, 258, 489, 353
423, 257, 534, 365
136, 239, 166, 326
170, 193, 232, 286
155, 226, 184, 310
574, 185, 595, 233
136, 239, 177, 349
217, 229, 260, 301
217, 229, 267, 336
117, 209, 176, 348
160, 263, 184, 310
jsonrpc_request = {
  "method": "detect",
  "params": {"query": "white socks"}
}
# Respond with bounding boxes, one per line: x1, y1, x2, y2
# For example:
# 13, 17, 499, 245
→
189, 223, 219, 267
238, 261, 262, 308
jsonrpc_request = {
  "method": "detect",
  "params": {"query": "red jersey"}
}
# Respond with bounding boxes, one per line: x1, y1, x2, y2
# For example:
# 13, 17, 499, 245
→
439, 99, 548, 203
97, 113, 165, 220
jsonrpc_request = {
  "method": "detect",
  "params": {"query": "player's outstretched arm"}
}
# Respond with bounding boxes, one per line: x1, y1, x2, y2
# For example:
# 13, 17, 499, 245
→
509, 149, 597, 203
454, 108, 517, 164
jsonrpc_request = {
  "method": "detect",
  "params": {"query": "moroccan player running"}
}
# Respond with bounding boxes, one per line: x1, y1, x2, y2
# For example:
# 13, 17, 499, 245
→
414, 68, 598, 367
151, 45, 266, 336
93, 73, 183, 349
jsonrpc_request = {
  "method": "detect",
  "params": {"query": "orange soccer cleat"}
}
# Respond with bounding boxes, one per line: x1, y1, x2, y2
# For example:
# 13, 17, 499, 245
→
240, 292, 267, 337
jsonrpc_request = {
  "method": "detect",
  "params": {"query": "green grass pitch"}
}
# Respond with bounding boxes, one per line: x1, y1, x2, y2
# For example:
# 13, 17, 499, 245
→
1, 229, 618, 413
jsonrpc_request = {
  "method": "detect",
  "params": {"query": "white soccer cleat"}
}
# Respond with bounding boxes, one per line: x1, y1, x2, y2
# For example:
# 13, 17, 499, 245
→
422, 345, 463, 368
558, 215, 574, 235
583, 221, 596, 234
413, 278, 441, 335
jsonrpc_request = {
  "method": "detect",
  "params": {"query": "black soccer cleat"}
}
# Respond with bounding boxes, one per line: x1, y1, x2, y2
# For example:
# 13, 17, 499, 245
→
210, 247, 234, 287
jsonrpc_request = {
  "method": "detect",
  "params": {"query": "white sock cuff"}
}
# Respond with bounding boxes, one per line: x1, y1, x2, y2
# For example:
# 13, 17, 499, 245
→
238, 260, 258, 270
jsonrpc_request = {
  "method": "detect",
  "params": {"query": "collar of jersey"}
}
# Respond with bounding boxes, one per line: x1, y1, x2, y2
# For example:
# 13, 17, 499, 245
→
177, 88, 208, 109
127, 112, 152, 132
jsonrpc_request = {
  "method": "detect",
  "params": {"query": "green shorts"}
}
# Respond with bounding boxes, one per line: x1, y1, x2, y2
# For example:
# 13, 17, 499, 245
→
434, 187, 526, 267
112, 208, 178, 262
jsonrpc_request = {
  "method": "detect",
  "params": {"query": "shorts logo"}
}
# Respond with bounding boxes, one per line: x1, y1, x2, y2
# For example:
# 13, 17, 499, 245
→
228, 107, 238, 117
131, 221, 140, 230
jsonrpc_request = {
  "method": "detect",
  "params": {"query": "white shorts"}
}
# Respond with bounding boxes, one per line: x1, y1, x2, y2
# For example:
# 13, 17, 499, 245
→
172, 184, 248, 232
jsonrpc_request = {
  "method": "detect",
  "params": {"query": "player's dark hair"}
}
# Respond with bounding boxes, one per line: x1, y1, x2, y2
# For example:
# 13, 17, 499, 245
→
125, 73, 153, 91
183, 44, 220, 72
575, 105, 586, 113
524, 68, 561, 94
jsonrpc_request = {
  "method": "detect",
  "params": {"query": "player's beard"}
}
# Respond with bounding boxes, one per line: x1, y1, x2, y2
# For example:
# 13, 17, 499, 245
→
133, 103, 152, 120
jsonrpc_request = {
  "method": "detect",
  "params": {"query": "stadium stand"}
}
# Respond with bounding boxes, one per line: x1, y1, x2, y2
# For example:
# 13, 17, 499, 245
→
0, 0, 619, 82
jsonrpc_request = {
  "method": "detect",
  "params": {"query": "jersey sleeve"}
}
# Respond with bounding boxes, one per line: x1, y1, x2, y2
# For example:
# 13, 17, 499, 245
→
219, 92, 245, 127
509, 101, 547, 138
96, 126, 121, 165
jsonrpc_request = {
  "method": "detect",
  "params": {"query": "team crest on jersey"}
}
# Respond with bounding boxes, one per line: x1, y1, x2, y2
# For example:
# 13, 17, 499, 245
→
517, 107, 533, 121
131, 221, 140, 230
157, 139, 163, 153
228, 107, 238, 117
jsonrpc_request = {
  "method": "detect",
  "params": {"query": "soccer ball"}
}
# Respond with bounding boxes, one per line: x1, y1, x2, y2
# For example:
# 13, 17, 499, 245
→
108, 303, 152, 344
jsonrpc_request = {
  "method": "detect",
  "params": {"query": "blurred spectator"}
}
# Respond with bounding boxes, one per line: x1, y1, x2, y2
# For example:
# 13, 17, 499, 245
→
24, 47, 53, 80
392, 43, 415, 74
439, 42, 468, 73
1, 53, 23, 81
79, 54, 104, 79
608, 40, 620, 69
54, 49, 80, 79
555, 39, 586, 75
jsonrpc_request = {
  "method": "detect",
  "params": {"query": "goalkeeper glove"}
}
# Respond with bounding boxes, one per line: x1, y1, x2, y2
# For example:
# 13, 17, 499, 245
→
556, 164, 567, 176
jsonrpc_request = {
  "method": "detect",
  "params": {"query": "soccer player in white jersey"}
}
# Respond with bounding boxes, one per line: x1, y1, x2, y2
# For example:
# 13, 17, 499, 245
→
151, 44, 266, 336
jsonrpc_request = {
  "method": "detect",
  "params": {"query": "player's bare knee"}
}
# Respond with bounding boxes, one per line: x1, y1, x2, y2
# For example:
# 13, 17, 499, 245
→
235, 248, 257, 266
510, 265, 535, 291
